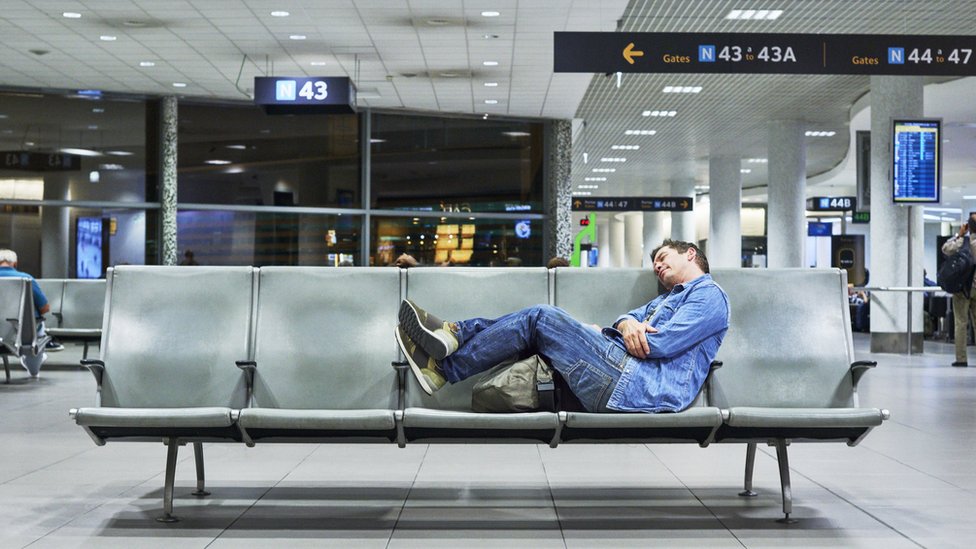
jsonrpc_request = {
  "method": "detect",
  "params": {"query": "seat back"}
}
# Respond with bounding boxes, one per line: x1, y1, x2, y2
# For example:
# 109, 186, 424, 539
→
36, 279, 65, 326
552, 268, 661, 327
0, 278, 29, 353
251, 267, 399, 410
60, 279, 106, 329
403, 267, 550, 410
99, 266, 253, 409
709, 268, 856, 409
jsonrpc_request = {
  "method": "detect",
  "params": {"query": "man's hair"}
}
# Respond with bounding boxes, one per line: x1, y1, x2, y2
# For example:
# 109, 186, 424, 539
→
650, 239, 709, 273
0, 249, 17, 265
546, 256, 570, 269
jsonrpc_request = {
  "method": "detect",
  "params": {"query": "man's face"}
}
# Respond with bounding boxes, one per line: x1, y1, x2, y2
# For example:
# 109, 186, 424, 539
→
652, 246, 694, 288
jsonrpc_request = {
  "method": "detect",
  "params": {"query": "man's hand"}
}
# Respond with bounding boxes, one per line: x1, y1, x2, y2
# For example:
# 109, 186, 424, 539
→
617, 318, 658, 359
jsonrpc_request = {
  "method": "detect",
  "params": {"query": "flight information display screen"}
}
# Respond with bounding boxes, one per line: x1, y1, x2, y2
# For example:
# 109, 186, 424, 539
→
892, 119, 942, 203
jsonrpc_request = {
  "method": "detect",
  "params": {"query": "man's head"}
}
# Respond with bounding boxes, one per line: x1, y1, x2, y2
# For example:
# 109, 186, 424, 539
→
650, 239, 708, 288
0, 248, 17, 267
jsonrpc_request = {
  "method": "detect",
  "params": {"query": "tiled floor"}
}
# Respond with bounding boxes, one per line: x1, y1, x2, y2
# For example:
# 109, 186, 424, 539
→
2, 335, 974, 548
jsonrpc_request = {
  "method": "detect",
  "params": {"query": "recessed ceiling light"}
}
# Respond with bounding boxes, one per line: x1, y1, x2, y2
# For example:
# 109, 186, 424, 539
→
481, 11, 500, 17
87, 124, 98, 130
624, 130, 657, 136
805, 130, 837, 137
592, 168, 616, 173
483, 33, 499, 39
91, 108, 106, 113
99, 35, 117, 41
62, 12, 81, 19
642, 110, 677, 117
105, 150, 134, 156
726, 9, 783, 20
310, 61, 327, 66
172, 82, 187, 88
572, 191, 592, 196
747, 157, 768, 163
370, 138, 387, 144
139, 61, 155, 67
271, 11, 290, 17
205, 159, 232, 165
99, 163, 124, 170
741, 168, 752, 173
502, 131, 531, 137
484, 82, 498, 87
60, 147, 101, 157
611, 145, 639, 150
289, 34, 306, 40
483, 61, 499, 66
662, 86, 702, 93
484, 99, 498, 104
584, 177, 607, 182
600, 157, 627, 162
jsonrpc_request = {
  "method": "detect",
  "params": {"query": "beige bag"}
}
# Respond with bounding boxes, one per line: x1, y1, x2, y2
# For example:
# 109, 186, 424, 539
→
471, 355, 555, 413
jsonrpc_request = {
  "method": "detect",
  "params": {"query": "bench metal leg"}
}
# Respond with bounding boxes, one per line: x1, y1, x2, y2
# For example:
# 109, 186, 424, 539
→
739, 442, 758, 497
2, 355, 9, 384
158, 437, 180, 523
774, 439, 797, 524
82, 340, 90, 360
191, 442, 210, 496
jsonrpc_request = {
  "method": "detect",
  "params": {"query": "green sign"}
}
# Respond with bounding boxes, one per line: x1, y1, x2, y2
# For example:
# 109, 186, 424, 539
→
852, 211, 870, 224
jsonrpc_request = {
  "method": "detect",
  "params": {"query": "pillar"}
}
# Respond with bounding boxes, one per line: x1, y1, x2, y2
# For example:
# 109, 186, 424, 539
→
545, 119, 573, 262
40, 179, 70, 278
623, 212, 643, 267
597, 217, 610, 267
767, 120, 807, 268
671, 178, 696, 244
870, 75, 924, 353
609, 214, 625, 267
708, 156, 741, 268
160, 96, 178, 266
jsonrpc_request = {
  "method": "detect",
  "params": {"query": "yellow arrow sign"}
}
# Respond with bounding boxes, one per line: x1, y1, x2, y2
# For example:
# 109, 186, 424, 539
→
680, 199, 688, 208
623, 42, 644, 64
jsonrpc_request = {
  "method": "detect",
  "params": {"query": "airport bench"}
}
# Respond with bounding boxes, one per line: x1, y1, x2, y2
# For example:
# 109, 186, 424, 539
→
69, 265, 887, 523
1, 278, 49, 382
37, 278, 105, 359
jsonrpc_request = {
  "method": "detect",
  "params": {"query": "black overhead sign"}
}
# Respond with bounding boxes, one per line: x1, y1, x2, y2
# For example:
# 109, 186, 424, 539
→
807, 196, 856, 212
554, 32, 976, 75
253, 76, 357, 114
572, 196, 693, 212
1, 151, 81, 172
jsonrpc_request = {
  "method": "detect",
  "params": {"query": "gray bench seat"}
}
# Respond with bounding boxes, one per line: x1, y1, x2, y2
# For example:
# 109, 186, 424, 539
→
74, 407, 236, 429
43, 279, 105, 359
561, 408, 723, 443
724, 406, 885, 430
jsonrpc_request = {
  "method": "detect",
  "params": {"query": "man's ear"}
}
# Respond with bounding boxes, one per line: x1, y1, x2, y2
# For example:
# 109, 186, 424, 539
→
685, 247, 697, 261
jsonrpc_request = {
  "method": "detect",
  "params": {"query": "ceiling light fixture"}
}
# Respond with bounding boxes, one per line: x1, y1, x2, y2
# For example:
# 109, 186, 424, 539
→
310, 61, 327, 66
502, 131, 531, 137
805, 130, 837, 137
172, 82, 187, 87
741, 168, 752, 173
600, 157, 627, 162
484, 99, 498, 104
60, 147, 101, 157
572, 191, 592, 196
271, 10, 290, 17
481, 11, 500, 17
584, 177, 607, 181
642, 110, 677, 117
726, 9, 783, 20
611, 145, 639, 150
483, 60, 498, 66
139, 61, 155, 67
99, 35, 117, 41
226, 144, 247, 150
205, 159, 232, 165
662, 86, 702, 93
592, 168, 616, 173
62, 12, 81, 19
746, 157, 768, 163
624, 130, 657, 135
92, 108, 104, 113
289, 34, 306, 40
484, 82, 498, 87
483, 33, 499, 39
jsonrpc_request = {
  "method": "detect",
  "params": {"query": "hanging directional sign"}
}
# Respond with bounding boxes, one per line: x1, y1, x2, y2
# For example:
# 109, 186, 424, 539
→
554, 33, 976, 76
254, 76, 357, 114
571, 196, 693, 212
807, 196, 856, 211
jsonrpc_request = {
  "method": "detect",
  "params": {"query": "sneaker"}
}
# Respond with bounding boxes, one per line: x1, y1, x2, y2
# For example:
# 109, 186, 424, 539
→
398, 299, 459, 360
395, 325, 446, 395
45, 339, 64, 352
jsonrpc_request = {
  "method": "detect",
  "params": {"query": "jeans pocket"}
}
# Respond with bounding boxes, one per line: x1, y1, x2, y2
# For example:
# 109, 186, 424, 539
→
565, 359, 615, 412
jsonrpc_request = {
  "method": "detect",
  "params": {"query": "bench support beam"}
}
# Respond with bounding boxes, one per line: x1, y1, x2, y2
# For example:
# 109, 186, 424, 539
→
738, 442, 758, 497
191, 442, 210, 497
157, 437, 180, 523
774, 439, 797, 524
2, 355, 9, 384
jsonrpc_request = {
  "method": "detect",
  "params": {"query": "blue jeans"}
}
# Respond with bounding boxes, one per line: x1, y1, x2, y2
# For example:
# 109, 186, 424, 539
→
440, 305, 628, 412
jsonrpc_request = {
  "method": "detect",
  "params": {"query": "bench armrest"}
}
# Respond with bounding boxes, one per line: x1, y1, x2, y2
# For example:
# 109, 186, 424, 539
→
850, 360, 877, 390
236, 360, 257, 407
709, 360, 723, 372
52, 312, 63, 326
392, 361, 408, 411
80, 359, 105, 388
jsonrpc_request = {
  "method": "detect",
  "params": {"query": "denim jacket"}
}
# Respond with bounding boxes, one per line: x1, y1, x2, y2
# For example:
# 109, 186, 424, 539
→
602, 273, 730, 413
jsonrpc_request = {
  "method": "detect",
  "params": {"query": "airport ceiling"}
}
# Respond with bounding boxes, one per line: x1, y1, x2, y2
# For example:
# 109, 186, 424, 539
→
0, 0, 975, 213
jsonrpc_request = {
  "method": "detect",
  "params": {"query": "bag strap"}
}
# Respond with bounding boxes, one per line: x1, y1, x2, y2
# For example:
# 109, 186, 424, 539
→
535, 357, 555, 412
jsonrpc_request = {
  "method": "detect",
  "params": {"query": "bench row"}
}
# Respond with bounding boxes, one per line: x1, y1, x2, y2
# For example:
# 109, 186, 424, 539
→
69, 266, 888, 523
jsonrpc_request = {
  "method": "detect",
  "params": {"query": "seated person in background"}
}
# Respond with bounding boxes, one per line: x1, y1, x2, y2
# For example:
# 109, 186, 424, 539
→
394, 239, 730, 413
0, 249, 60, 378
546, 256, 570, 269
394, 253, 418, 268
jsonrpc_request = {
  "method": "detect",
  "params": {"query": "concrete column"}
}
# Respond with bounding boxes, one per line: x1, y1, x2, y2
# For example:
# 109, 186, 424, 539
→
40, 178, 70, 278
623, 212, 643, 267
545, 119, 573, 262
708, 156, 742, 268
596, 217, 610, 267
670, 178, 696, 244
869, 75, 924, 353
767, 120, 807, 268
641, 212, 667, 268
160, 96, 178, 266
609, 214, 625, 267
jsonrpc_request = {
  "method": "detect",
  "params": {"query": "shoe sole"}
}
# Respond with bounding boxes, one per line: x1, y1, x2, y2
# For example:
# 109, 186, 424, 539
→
399, 300, 451, 360
395, 326, 435, 395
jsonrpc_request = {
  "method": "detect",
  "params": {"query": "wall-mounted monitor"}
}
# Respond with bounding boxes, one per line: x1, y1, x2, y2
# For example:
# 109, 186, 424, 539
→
807, 221, 833, 236
892, 118, 942, 204
76, 217, 108, 279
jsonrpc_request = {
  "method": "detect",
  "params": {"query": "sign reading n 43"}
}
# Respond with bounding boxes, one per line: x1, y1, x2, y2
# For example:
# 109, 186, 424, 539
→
299, 80, 328, 100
